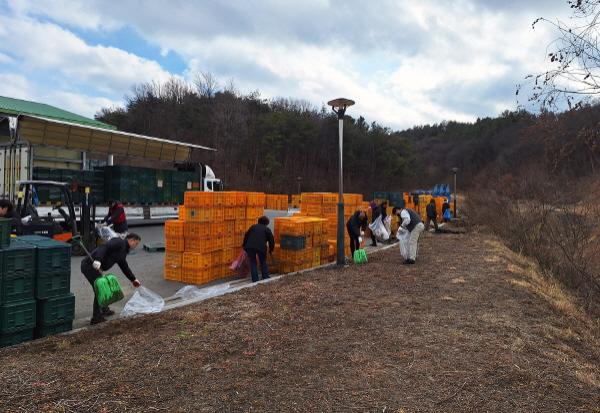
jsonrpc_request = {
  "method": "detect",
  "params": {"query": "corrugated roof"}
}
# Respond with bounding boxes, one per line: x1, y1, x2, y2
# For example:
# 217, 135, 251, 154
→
0, 95, 116, 130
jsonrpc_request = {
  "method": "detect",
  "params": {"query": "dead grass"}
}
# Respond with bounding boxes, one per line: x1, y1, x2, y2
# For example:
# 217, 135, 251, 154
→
0, 231, 599, 412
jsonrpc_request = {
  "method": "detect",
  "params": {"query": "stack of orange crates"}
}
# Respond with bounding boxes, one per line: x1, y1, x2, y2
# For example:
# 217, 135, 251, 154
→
273, 216, 329, 273
163, 191, 265, 285
299, 192, 365, 259
265, 194, 289, 210
290, 194, 301, 209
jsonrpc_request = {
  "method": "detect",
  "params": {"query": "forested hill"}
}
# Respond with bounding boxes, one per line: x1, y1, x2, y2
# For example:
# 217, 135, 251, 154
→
96, 79, 600, 195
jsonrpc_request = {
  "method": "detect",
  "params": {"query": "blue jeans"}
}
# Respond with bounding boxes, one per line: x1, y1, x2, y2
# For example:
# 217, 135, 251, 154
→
244, 248, 269, 282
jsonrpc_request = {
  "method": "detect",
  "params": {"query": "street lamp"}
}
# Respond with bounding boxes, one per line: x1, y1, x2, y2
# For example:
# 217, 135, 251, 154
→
297, 176, 302, 194
451, 167, 458, 218
328, 97, 355, 266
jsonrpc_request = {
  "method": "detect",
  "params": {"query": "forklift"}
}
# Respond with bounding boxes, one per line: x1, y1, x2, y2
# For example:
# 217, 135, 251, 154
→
15, 180, 98, 255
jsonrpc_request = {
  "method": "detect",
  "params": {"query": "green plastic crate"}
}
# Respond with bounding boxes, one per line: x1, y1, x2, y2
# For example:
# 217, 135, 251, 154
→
0, 329, 34, 347
0, 218, 11, 249
29, 239, 71, 277
37, 293, 75, 326
34, 321, 72, 339
35, 271, 70, 299
0, 300, 36, 333
17, 235, 48, 242
2, 240, 36, 279
1, 274, 35, 303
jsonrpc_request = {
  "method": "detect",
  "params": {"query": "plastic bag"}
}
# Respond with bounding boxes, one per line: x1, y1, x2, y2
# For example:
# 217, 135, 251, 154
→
174, 284, 230, 301
368, 216, 390, 241
397, 228, 410, 260
94, 274, 125, 308
443, 208, 452, 221
230, 249, 251, 277
121, 286, 164, 317
97, 225, 119, 241
383, 215, 392, 236
353, 249, 368, 264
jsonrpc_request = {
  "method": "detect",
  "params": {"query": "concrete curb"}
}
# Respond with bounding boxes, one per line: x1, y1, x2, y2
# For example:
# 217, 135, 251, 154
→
66, 242, 398, 335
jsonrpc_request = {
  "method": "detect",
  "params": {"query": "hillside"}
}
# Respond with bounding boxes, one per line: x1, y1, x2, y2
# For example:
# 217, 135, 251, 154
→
1, 231, 598, 412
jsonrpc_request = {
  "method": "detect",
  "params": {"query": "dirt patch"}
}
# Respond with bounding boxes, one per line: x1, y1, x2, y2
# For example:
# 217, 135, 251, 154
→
1, 232, 599, 412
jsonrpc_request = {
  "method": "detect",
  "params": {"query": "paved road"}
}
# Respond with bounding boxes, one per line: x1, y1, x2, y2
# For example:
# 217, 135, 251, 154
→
71, 209, 292, 327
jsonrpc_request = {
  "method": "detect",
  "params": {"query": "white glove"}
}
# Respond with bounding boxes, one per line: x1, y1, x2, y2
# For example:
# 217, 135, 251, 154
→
358, 236, 363, 243
92, 260, 102, 271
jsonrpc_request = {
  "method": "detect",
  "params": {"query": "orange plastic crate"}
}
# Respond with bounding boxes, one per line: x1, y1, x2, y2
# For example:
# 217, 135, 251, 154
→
183, 252, 210, 270
210, 250, 223, 267
178, 205, 186, 221
165, 251, 183, 268
184, 191, 213, 208
224, 234, 236, 248
224, 220, 235, 234
185, 237, 210, 253
213, 192, 224, 207
165, 237, 185, 252
235, 192, 248, 206
185, 207, 211, 222
209, 222, 226, 236
235, 219, 247, 233
222, 192, 237, 205
164, 266, 182, 281
182, 268, 205, 285
206, 236, 225, 252
224, 207, 236, 220
322, 193, 338, 204
304, 203, 322, 216
234, 233, 244, 247
213, 208, 224, 221
184, 222, 210, 239
236, 206, 247, 219
165, 220, 185, 238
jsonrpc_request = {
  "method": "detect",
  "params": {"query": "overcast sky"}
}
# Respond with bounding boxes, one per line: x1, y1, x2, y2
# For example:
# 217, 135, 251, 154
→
0, 0, 571, 130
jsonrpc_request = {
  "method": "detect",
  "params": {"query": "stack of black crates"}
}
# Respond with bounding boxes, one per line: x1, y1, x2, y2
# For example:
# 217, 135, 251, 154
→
0, 219, 75, 348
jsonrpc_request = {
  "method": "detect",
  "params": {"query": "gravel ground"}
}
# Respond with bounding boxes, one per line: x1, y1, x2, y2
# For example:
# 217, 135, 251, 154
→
1, 231, 599, 412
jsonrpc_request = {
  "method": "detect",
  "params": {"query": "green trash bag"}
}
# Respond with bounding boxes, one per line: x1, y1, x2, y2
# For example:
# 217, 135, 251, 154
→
94, 274, 125, 308
353, 249, 368, 264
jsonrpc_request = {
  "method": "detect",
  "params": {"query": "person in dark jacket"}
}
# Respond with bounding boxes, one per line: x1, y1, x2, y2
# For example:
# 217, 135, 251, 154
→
243, 216, 275, 282
103, 200, 128, 233
0, 198, 22, 233
370, 201, 388, 246
81, 233, 142, 325
425, 199, 439, 231
346, 210, 368, 258
442, 198, 451, 222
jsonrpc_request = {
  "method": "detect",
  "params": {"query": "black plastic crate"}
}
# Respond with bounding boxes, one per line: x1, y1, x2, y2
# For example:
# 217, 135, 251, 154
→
36, 271, 70, 299
37, 293, 75, 326
0, 218, 11, 249
1, 273, 35, 303
0, 329, 34, 348
0, 300, 36, 333
34, 321, 73, 339
2, 240, 37, 279
280, 235, 306, 250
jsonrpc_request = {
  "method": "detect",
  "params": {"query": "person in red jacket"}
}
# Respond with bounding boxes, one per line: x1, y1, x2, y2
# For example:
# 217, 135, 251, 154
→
103, 200, 128, 233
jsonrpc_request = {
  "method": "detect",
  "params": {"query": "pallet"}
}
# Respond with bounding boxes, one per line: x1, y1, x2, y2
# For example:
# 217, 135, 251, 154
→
143, 242, 165, 252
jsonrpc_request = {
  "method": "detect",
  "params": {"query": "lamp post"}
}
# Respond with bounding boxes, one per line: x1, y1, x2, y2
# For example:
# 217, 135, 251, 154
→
328, 98, 355, 266
297, 176, 302, 194
451, 167, 458, 218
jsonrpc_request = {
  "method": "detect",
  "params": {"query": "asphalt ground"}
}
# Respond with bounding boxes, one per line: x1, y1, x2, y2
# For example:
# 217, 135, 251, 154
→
71, 209, 292, 327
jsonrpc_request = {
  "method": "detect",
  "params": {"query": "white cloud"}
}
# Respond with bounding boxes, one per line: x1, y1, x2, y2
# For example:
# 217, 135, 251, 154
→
0, 0, 577, 129
0, 13, 173, 96
0, 73, 32, 99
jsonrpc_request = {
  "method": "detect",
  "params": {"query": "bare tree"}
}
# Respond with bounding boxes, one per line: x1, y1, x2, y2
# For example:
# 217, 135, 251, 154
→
193, 71, 219, 98
520, 0, 600, 109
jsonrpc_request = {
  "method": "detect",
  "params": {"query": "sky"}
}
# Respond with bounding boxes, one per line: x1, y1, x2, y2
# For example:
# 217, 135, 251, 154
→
0, 0, 572, 130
